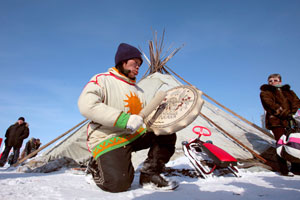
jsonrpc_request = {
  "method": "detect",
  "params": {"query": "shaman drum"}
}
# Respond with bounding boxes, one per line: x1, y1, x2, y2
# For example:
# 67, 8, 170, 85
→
145, 85, 204, 135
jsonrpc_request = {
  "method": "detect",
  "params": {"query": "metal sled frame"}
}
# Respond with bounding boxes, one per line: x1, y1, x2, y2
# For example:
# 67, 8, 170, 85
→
182, 126, 240, 179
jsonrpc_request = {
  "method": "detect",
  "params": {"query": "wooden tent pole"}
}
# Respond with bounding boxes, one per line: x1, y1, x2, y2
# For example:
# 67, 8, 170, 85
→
200, 113, 267, 163
13, 119, 88, 167
165, 65, 274, 139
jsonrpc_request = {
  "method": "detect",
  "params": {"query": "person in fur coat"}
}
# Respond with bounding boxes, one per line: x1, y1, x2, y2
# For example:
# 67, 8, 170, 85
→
260, 74, 300, 176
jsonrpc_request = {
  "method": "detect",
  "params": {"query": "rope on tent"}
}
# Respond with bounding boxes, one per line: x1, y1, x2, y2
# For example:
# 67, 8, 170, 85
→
13, 119, 89, 167
164, 65, 274, 139
200, 113, 267, 163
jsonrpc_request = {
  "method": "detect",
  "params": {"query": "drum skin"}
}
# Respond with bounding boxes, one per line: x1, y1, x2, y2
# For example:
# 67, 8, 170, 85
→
145, 85, 204, 135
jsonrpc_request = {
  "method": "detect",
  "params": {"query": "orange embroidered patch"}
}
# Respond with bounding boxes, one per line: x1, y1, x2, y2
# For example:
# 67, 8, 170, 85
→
124, 91, 143, 114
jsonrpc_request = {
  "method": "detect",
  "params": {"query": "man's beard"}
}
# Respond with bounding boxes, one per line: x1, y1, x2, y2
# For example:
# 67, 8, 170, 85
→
117, 66, 136, 81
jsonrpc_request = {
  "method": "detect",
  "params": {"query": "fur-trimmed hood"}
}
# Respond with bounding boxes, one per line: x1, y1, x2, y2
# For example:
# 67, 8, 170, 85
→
260, 84, 291, 92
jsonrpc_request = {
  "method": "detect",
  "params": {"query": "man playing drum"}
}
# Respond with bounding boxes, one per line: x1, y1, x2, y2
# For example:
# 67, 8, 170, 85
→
78, 43, 177, 192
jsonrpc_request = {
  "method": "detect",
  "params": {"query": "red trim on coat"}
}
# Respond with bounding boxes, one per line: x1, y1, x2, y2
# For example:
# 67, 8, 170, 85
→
83, 72, 135, 89
108, 72, 136, 85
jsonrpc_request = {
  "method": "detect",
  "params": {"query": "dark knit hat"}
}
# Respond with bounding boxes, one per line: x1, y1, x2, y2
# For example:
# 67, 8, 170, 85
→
18, 117, 25, 121
115, 43, 143, 66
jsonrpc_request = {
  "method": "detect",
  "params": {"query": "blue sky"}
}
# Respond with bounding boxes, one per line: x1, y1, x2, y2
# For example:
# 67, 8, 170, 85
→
1, 0, 300, 148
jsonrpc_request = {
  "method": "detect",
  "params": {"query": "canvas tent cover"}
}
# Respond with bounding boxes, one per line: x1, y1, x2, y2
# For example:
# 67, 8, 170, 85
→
35, 72, 274, 170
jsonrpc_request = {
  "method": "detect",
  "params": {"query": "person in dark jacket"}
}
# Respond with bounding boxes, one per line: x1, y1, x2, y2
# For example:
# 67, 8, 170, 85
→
19, 137, 41, 160
260, 74, 300, 176
0, 117, 30, 167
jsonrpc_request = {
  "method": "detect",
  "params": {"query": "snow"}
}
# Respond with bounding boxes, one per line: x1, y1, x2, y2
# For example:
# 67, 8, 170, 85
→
1, 156, 300, 200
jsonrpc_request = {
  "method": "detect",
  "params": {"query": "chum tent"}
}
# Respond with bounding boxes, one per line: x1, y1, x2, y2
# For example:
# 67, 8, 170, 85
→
18, 32, 277, 173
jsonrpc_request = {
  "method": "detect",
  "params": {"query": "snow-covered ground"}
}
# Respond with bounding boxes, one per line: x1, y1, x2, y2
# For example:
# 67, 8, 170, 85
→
1, 156, 300, 200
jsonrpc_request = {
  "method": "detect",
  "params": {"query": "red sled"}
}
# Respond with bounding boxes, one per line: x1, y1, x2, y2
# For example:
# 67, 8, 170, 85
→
182, 126, 240, 178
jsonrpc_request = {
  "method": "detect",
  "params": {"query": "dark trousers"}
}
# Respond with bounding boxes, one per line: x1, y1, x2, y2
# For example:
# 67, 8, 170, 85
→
90, 132, 176, 193
272, 127, 300, 174
0, 146, 20, 166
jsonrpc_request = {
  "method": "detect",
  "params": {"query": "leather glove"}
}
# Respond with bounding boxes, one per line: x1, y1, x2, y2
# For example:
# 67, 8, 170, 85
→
279, 108, 290, 118
126, 114, 144, 133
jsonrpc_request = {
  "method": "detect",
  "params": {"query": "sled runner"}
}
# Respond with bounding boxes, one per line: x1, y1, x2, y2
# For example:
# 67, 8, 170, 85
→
182, 126, 240, 178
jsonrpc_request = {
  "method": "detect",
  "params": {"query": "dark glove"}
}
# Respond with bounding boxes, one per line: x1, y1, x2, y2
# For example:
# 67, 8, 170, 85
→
279, 108, 290, 118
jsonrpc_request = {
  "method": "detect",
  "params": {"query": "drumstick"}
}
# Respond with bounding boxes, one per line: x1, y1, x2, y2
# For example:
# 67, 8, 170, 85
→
139, 91, 166, 119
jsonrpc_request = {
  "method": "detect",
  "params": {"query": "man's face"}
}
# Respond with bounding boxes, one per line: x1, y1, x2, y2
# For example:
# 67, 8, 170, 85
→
18, 120, 24, 125
268, 77, 282, 86
122, 58, 142, 79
